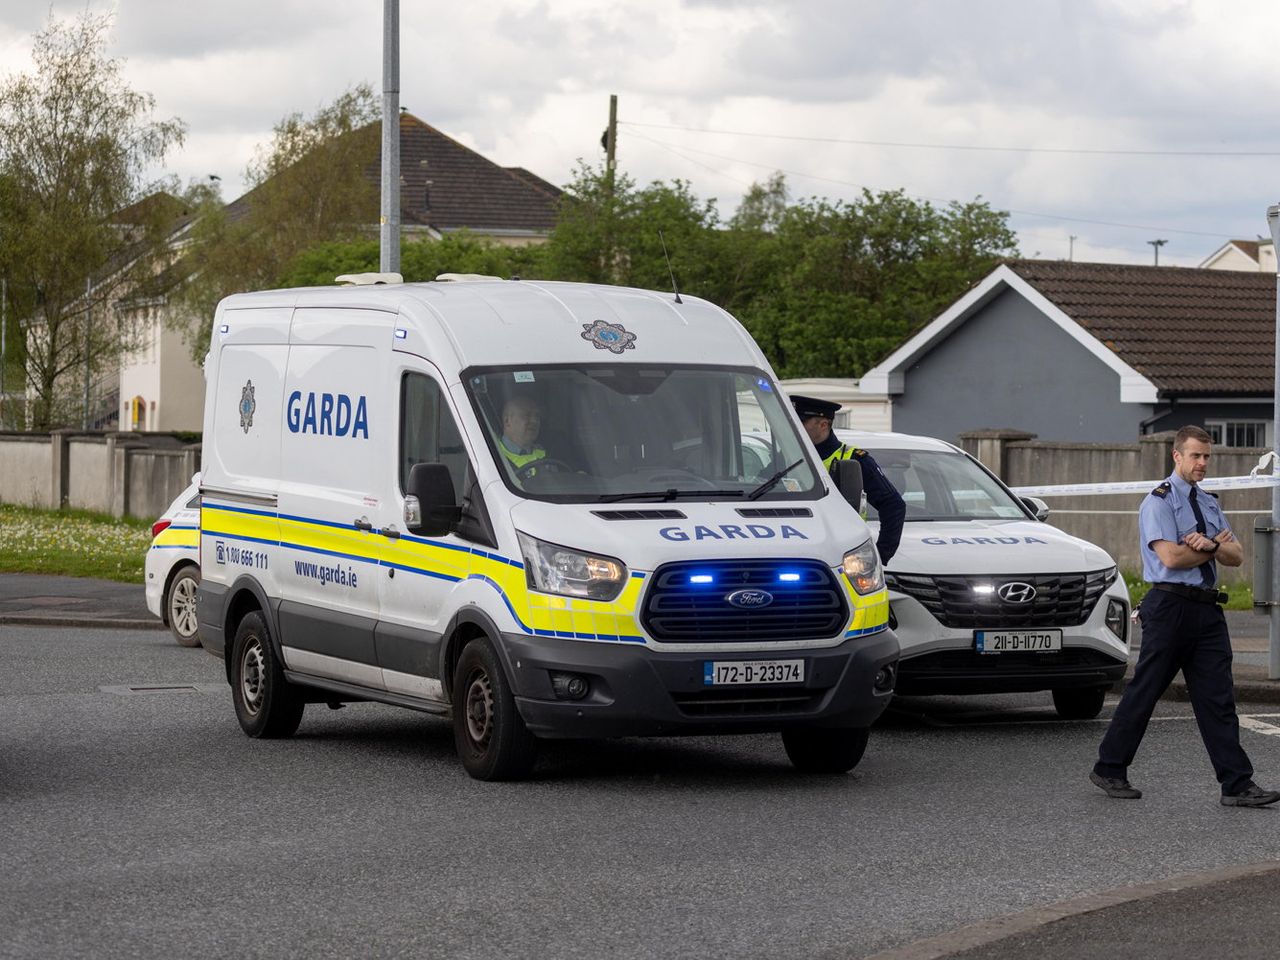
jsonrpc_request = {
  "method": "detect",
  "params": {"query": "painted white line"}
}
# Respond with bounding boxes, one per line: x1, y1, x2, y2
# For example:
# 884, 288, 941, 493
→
1238, 715, 1280, 736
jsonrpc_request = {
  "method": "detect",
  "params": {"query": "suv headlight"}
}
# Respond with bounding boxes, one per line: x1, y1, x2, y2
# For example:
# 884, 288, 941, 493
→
841, 539, 884, 595
517, 532, 628, 602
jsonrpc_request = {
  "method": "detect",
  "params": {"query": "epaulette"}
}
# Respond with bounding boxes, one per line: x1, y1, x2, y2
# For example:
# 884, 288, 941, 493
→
1208, 490, 1220, 500
1151, 481, 1172, 499
851, 447, 867, 457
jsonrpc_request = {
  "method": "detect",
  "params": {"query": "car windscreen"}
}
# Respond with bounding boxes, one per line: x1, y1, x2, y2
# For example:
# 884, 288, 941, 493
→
465, 365, 822, 503
861, 448, 1029, 521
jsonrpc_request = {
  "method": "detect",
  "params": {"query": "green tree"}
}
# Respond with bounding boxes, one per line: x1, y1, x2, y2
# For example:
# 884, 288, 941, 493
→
739, 188, 1018, 378
0, 10, 184, 429
172, 85, 380, 354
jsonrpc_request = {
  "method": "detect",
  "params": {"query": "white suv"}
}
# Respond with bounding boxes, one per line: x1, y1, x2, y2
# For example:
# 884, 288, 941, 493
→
144, 477, 201, 646
839, 430, 1130, 719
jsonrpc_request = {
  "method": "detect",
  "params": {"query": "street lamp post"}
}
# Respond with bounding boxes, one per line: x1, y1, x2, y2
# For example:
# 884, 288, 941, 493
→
1147, 238, 1167, 266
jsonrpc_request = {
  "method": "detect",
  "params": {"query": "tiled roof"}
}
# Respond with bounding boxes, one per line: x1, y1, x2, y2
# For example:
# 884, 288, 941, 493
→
224, 114, 561, 236
1005, 259, 1275, 396
1231, 240, 1261, 262
390, 115, 560, 234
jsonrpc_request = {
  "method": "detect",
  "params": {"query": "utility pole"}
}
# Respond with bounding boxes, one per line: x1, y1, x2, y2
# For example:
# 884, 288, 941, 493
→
1267, 204, 1280, 679
1147, 238, 1167, 266
604, 94, 618, 197
82, 277, 91, 430
1068, 235, 1077, 262
0, 277, 6, 430
380, 0, 401, 275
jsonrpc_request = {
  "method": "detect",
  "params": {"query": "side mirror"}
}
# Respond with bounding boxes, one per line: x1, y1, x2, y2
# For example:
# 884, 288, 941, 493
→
1021, 496, 1050, 522
405, 463, 462, 536
830, 458, 863, 511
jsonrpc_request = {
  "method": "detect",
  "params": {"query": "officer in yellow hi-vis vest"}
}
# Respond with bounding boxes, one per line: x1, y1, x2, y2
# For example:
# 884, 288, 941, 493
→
499, 394, 547, 480
790, 395, 906, 564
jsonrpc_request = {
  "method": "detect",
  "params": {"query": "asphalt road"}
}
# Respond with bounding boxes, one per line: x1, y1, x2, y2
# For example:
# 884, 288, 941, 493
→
4, 625, 1280, 960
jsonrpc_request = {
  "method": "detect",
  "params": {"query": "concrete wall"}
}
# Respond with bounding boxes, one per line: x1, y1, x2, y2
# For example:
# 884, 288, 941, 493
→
0, 431, 199, 520
68, 438, 112, 514
963, 431, 1272, 586
0, 435, 54, 508
891, 288, 1150, 444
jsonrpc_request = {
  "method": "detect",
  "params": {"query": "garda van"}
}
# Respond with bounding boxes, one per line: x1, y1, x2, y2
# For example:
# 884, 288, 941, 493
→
197, 276, 898, 780
837, 429, 1129, 719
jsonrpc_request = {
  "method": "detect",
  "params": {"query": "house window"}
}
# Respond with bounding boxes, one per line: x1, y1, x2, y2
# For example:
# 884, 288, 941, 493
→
1205, 419, 1270, 448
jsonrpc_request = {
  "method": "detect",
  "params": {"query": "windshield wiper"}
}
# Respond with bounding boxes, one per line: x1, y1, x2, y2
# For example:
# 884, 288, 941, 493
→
599, 488, 746, 503
746, 458, 805, 501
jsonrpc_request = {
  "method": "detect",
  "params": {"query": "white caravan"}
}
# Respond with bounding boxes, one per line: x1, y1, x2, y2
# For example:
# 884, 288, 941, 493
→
838, 429, 1130, 719
198, 276, 899, 779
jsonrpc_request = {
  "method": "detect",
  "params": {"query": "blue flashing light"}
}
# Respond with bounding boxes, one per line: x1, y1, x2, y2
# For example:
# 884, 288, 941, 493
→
756, 377, 773, 392
394, 328, 408, 340
778, 572, 802, 582
689, 574, 714, 584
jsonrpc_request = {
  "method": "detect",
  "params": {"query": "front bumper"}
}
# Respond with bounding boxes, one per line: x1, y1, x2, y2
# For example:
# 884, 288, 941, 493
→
495, 629, 900, 738
891, 589, 1129, 695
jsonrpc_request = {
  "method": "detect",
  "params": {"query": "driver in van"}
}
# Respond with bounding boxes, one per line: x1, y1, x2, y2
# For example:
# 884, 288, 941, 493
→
499, 394, 548, 479
790, 394, 906, 564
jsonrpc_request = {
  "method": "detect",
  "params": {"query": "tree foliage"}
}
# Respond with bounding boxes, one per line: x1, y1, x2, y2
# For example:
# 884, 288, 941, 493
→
171, 85, 380, 352
0, 10, 184, 429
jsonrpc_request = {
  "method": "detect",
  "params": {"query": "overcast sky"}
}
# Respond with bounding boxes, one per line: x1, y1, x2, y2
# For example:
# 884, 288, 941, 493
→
3, 0, 1278, 267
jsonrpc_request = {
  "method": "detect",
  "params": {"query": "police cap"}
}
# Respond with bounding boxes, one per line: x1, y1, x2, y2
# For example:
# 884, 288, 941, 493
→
790, 394, 842, 421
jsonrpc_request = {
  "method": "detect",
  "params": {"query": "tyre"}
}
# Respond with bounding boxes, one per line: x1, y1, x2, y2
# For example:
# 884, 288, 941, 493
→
782, 726, 870, 774
1052, 686, 1108, 720
166, 566, 202, 647
452, 637, 537, 781
231, 611, 304, 738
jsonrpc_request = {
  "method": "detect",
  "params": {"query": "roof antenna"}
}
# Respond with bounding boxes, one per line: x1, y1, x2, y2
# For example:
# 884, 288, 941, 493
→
659, 229, 682, 304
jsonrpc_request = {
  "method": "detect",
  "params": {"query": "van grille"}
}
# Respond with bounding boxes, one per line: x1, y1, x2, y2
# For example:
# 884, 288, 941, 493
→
885, 569, 1116, 629
641, 559, 847, 642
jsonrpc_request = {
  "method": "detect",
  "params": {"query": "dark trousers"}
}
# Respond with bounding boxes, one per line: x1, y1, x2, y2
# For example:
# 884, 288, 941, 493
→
1095, 588, 1253, 795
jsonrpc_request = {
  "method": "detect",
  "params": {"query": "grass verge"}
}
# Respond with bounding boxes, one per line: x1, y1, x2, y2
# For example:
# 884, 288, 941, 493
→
1123, 571, 1255, 611
0, 503, 151, 583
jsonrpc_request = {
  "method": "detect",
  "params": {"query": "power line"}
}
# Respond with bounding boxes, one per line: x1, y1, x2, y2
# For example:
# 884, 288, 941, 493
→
626, 130, 1237, 240
619, 120, 1280, 159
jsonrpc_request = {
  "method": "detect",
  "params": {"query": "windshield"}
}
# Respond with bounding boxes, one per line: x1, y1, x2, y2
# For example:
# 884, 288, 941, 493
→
465, 365, 822, 502
861, 448, 1029, 521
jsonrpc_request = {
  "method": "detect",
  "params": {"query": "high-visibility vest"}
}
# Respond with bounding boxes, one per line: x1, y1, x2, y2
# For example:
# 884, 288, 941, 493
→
502, 445, 547, 471
822, 444, 857, 470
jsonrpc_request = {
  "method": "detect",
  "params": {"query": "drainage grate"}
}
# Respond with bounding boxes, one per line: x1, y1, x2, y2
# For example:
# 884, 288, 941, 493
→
99, 683, 219, 696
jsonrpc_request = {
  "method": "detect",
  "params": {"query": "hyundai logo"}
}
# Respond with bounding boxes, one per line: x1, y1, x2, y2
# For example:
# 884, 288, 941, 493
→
726, 589, 774, 609
997, 581, 1038, 604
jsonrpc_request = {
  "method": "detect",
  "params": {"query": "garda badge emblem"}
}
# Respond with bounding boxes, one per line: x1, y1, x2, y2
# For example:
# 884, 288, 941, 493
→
239, 380, 256, 434
580, 320, 637, 355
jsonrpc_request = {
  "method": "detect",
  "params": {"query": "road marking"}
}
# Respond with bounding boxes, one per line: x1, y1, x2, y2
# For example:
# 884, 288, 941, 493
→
1239, 715, 1280, 736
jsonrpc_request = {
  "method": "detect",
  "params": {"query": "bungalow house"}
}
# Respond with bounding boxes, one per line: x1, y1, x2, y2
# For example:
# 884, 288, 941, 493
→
859, 259, 1275, 446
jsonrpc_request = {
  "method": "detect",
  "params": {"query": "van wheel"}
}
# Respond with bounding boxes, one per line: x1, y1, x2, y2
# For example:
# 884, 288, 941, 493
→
231, 611, 304, 738
1052, 686, 1108, 720
166, 566, 202, 647
452, 637, 537, 781
782, 726, 869, 774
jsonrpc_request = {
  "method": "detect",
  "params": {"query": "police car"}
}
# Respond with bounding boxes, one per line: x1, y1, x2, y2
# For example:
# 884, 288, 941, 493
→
144, 475, 201, 646
196, 275, 900, 780
838, 430, 1129, 719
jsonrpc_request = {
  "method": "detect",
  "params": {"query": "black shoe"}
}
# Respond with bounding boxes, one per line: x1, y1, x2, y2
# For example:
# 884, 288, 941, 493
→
1221, 782, 1280, 807
1090, 770, 1142, 799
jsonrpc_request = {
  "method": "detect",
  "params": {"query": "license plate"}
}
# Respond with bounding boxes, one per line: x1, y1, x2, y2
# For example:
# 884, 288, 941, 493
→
704, 659, 805, 686
975, 629, 1062, 653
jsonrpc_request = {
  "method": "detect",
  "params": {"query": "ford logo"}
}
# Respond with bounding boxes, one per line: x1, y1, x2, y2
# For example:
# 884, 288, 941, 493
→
997, 581, 1038, 604
726, 589, 774, 609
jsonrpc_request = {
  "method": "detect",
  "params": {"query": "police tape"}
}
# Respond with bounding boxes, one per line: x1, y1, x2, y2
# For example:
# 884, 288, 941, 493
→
1008, 451, 1280, 498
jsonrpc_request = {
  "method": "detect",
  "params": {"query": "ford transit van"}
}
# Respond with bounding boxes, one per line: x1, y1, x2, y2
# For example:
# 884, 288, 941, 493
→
198, 277, 898, 779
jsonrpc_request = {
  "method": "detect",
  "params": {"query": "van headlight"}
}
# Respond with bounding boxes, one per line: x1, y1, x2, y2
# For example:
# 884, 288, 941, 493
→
841, 540, 884, 595
517, 532, 628, 602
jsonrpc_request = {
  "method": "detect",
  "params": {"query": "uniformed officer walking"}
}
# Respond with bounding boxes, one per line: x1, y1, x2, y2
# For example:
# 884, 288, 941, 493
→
1091, 425, 1279, 807
789, 395, 906, 564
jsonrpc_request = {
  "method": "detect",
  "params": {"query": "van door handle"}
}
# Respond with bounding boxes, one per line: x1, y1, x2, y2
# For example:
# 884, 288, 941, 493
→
379, 525, 401, 540
353, 517, 373, 531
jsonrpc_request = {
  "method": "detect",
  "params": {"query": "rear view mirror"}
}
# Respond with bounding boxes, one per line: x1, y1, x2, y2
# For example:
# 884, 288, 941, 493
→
1021, 496, 1050, 522
405, 463, 462, 536
830, 459, 864, 511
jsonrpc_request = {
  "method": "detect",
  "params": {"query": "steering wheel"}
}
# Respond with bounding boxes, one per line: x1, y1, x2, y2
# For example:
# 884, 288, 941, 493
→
514, 458, 574, 481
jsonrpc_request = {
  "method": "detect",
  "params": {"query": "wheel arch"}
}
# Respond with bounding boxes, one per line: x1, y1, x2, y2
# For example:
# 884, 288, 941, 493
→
440, 606, 506, 702
222, 576, 279, 685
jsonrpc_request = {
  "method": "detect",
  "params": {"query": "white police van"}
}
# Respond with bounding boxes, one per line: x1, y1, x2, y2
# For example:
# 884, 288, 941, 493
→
197, 275, 898, 780
838, 429, 1130, 719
